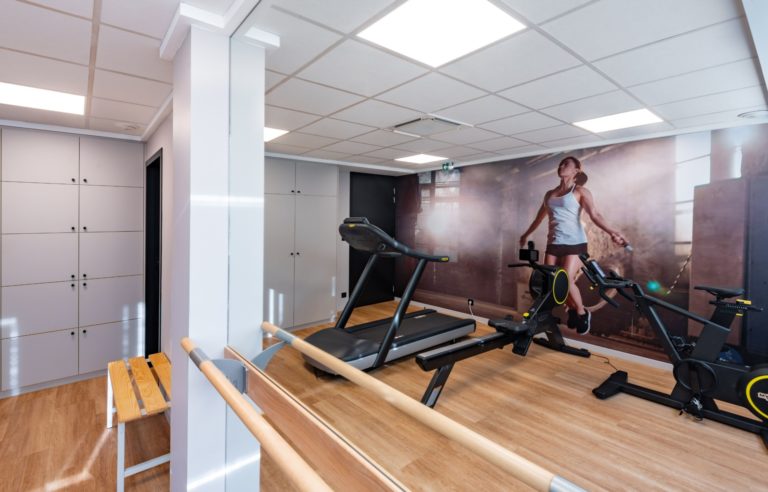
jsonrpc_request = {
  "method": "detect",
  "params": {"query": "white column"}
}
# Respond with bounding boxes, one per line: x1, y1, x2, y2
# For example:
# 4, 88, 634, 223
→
170, 25, 230, 492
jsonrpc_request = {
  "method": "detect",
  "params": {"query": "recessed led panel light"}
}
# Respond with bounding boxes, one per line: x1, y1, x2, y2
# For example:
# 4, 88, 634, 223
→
0, 82, 84, 115
264, 127, 289, 142
396, 153, 447, 164
358, 0, 525, 67
573, 109, 663, 133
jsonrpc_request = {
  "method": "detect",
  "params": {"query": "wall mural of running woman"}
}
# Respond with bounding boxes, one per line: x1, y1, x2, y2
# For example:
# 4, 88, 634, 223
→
394, 123, 768, 360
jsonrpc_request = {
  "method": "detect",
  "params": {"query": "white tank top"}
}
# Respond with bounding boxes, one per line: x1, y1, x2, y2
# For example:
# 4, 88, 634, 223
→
546, 185, 588, 245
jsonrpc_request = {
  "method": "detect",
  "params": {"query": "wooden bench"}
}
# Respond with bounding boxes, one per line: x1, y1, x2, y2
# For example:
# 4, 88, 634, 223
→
107, 353, 171, 492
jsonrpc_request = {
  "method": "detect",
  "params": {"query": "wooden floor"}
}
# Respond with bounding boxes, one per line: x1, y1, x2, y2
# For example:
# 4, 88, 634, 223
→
1, 302, 765, 491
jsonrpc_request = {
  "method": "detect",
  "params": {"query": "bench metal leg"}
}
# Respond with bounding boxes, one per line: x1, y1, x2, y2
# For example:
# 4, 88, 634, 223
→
107, 370, 114, 429
117, 422, 125, 492
126, 453, 171, 477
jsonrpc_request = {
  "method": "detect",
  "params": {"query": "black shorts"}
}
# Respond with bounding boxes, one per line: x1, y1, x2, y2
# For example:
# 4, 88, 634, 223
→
546, 243, 588, 257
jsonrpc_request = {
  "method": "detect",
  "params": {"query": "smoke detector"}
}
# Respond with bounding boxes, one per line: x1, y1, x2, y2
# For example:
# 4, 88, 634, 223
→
392, 115, 469, 137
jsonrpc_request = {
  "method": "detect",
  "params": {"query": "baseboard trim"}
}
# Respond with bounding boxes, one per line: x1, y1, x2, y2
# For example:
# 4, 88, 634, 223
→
0, 369, 106, 399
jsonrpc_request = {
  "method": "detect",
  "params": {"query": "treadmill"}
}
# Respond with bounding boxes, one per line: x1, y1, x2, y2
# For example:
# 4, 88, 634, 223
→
303, 217, 476, 372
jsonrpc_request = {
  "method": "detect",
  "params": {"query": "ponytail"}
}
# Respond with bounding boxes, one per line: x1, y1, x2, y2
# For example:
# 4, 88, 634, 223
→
575, 171, 588, 186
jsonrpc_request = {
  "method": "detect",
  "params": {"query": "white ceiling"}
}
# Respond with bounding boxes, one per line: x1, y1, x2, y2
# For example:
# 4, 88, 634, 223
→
0, 0, 766, 168
251, 0, 768, 171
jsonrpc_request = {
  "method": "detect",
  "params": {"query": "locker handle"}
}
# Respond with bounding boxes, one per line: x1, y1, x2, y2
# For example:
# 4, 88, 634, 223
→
70, 331, 75, 336
82, 329, 87, 334
70, 283, 75, 288
291, 190, 295, 193
296, 252, 300, 256
71, 178, 75, 183
71, 274, 75, 279
297, 190, 301, 193
83, 178, 88, 183
71, 226, 76, 231
82, 226, 87, 231
82, 273, 87, 278
290, 252, 294, 256
82, 282, 87, 287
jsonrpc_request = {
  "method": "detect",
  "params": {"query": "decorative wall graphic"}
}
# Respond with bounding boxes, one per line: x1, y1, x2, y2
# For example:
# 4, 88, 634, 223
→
395, 123, 768, 359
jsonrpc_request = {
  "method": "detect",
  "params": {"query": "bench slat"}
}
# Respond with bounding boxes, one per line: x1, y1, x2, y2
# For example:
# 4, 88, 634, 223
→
108, 360, 142, 423
128, 357, 168, 416
148, 353, 172, 399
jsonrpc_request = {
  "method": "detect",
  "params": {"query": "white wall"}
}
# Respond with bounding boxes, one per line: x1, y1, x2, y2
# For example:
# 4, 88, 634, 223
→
144, 114, 173, 356
336, 169, 350, 312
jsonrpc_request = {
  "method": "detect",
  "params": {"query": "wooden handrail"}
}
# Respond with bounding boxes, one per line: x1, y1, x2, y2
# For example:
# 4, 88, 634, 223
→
181, 337, 332, 492
262, 321, 586, 492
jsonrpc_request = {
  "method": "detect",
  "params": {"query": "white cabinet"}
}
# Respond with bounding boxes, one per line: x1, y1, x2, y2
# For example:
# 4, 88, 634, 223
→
264, 158, 338, 329
79, 275, 144, 327
78, 319, 144, 374
1, 182, 79, 233
294, 196, 337, 325
1, 128, 79, 184
1, 282, 78, 338
265, 158, 337, 196
1, 234, 78, 286
264, 195, 295, 328
80, 232, 143, 279
1, 329, 78, 390
80, 137, 143, 187
80, 186, 143, 232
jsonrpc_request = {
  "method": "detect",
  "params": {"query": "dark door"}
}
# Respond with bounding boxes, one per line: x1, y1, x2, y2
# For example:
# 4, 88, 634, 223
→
349, 172, 397, 306
145, 151, 162, 355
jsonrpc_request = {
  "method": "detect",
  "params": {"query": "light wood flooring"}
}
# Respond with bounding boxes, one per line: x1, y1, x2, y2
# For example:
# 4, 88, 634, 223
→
1, 301, 765, 491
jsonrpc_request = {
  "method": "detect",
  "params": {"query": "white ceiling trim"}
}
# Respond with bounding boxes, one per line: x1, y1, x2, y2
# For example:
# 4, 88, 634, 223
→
160, 0, 263, 60
0, 119, 142, 141
266, 151, 413, 175
141, 92, 173, 140
742, 0, 768, 93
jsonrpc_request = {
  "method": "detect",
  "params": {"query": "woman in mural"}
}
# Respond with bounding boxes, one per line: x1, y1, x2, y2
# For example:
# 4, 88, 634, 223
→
519, 156, 627, 334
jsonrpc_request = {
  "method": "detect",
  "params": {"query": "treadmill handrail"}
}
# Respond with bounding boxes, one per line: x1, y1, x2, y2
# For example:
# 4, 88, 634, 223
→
341, 217, 448, 262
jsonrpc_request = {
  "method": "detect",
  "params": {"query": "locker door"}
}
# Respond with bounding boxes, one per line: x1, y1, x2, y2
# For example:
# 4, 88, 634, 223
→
1, 282, 78, 338
1, 234, 78, 286
79, 137, 143, 187
78, 319, 144, 374
79, 275, 144, 327
296, 161, 338, 196
265, 158, 295, 194
1, 330, 79, 390
1, 182, 79, 234
1, 128, 79, 184
79, 186, 143, 232
293, 195, 337, 326
264, 194, 295, 328
79, 232, 143, 279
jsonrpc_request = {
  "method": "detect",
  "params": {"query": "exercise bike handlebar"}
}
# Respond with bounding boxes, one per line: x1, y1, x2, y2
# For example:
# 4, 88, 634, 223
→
579, 253, 633, 308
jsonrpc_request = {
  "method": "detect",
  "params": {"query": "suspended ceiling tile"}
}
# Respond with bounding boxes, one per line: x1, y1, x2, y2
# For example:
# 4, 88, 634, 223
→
595, 121, 675, 140
539, 134, 603, 148
339, 155, 387, 165
670, 106, 767, 129
266, 79, 364, 116
297, 39, 427, 97
266, 70, 286, 91
628, 58, 762, 106
248, 7, 342, 74
436, 96, 527, 125
276, 0, 396, 34
0, 48, 88, 94
593, 18, 754, 87
271, 131, 338, 149
653, 86, 767, 121
26, 0, 94, 18
430, 127, 499, 145
0, 103, 86, 128
300, 118, 375, 140
90, 98, 155, 124
322, 140, 381, 154
92, 69, 172, 107
542, 0, 740, 61
467, 136, 530, 152
96, 26, 172, 82
540, 91, 642, 123
499, 65, 617, 109
459, 151, 504, 163
266, 141, 311, 154
512, 124, 590, 143
351, 130, 417, 147
440, 30, 580, 92
0, 1, 92, 64
332, 99, 421, 128
265, 105, 321, 131
101, 0, 178, 39
437, 146, 491, 159
493, 144, 546, 156
392, 138, 452, 153
376, 73, 486, 114
300, 149, 351, 160
479, 111, 561, 134
363, 147, 413, 160
498, 0, 592, 24
88, 116, 143, 135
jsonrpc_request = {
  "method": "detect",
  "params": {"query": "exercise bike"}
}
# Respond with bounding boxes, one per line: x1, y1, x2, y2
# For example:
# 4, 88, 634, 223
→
415, 242, 590, 407
580, 254, 768, 448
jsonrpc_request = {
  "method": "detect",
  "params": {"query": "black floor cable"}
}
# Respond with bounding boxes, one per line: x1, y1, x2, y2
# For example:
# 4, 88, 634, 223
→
590, 353, 620, 372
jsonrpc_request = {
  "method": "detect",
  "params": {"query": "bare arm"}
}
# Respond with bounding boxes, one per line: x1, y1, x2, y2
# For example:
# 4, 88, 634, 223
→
579, 187, 627, 245
519, 196, 549, 247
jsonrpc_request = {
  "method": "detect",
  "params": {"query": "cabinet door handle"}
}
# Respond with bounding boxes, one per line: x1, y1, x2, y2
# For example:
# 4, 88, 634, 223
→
71, 178, 76, 183
71, 331, 75, 336
82, 226, 87, 231
82, 273, 87, 278
82, 282, 87, 287
71, 226, 76, 231
297, 190, 301, 193
71, 283, 75, 287
296, 252, 300, 256
290, 252, 294, 256
83, 178, 88, 183
291, 190, 295, 193
82, 329, 87, 334
71, 274, 75, 279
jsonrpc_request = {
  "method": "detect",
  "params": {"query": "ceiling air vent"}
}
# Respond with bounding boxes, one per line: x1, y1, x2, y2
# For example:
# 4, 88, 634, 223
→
392, 116, 467, 137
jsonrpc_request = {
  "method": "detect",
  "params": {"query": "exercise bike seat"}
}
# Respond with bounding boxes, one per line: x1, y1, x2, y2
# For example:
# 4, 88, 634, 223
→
488, 319, 530, 335
694, 285, 744, 299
